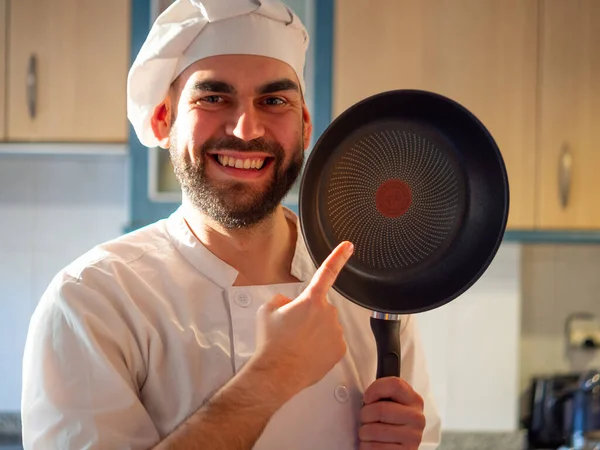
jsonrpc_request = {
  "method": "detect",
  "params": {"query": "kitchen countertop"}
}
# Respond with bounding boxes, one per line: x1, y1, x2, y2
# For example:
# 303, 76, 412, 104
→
1, 411, 528, 449
438, 430, 527, 450
0, 413, 20, 450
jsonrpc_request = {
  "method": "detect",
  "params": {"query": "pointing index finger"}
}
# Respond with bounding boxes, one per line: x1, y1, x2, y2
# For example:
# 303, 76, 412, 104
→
305, 241, 354, 299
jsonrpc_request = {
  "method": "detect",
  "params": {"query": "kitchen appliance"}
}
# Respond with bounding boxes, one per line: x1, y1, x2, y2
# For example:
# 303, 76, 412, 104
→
299, 89, 509, 378
571, 370, 600, 449
523, 370, 600, 449
523, 373, 581, 449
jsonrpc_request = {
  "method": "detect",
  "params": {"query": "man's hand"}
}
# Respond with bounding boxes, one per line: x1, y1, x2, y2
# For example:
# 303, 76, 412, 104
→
153, 241, 354, 450
359, 377, 426, 450
253, 240, 354, 394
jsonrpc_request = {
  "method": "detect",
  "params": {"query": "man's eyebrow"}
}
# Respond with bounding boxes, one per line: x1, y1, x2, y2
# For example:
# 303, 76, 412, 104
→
190, 80, 236, 94
257, 78, 300, 95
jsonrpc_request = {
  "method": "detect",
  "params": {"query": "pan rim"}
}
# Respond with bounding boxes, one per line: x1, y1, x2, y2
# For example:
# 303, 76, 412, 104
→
298, 89, 510, 314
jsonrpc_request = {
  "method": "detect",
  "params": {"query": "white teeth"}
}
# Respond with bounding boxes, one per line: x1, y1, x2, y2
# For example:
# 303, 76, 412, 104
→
216, 155, 266, 170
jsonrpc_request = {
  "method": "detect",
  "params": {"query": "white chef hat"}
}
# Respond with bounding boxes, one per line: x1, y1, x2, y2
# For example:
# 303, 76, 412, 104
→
127, 0, 310, 148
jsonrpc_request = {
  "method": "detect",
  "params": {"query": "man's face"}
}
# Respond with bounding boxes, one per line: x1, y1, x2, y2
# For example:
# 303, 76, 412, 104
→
154, 55, 312, 229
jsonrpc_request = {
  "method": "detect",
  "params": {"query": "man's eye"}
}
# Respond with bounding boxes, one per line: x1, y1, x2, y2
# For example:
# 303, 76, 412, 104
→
263, 97, 286, 106
200, 95, 224, 104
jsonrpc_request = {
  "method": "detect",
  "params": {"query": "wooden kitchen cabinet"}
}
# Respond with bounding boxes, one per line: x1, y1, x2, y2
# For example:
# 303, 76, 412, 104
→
535, 0, 600, 229
0, 0, 7, 140
6, 0, 131, 142
333, 0, 539, 230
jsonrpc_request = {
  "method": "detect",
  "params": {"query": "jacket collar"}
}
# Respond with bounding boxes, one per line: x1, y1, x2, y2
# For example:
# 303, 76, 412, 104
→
165, 205, 317, 289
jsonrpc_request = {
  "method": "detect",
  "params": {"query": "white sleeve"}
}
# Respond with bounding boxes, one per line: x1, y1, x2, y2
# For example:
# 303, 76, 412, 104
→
400, 314, 442, 450
21, 274, 160, 450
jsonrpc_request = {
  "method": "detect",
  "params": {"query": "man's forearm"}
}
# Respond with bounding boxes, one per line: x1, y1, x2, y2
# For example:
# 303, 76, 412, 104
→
153, 356, 299, 450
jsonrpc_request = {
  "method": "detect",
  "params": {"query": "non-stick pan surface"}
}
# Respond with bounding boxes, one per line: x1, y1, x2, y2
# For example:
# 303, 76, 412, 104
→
299, 90, 509, 316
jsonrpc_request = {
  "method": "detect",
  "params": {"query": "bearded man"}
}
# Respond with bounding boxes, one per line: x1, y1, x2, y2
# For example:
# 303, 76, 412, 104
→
21, 1, 442, 449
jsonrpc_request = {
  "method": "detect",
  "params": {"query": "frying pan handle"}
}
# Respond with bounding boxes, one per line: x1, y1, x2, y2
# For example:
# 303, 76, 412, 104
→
370, 314, 401, 378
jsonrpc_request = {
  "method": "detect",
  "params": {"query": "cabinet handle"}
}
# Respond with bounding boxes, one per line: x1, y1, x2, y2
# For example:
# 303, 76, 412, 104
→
26, 54, 37, 119
558, 143, 572, 209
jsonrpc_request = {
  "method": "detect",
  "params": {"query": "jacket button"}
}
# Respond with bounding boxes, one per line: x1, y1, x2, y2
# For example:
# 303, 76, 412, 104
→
334, 385, 349, 403
235, 292, 252, 307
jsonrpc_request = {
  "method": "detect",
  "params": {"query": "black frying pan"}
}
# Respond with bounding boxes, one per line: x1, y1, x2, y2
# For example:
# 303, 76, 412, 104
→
299, 89, 509, 379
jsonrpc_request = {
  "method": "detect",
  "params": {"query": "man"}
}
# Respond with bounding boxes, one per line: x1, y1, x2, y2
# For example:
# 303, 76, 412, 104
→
21, 0, 442, 449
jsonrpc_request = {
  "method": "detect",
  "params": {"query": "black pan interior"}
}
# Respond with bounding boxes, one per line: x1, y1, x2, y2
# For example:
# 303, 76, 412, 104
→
299, 89, 509, 314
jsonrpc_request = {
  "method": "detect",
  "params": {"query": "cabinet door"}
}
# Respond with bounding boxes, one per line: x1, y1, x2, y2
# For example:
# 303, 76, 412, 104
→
0, 0, 6, 140
7, 0, 131, 142
536, 0, 600, 229
333, 0, 538, 229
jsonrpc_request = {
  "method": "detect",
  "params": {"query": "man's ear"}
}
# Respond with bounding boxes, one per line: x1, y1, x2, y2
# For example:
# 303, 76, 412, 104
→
302, 103, 313, 151
150, 96, 174, 149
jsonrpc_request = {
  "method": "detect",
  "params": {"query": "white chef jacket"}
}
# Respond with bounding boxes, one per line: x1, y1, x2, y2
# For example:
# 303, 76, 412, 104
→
21, 206, 442, 450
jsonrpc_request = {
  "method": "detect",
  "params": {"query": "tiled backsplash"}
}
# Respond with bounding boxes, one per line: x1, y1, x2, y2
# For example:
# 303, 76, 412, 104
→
0, 152, 130, 411
520, 244, 600, 394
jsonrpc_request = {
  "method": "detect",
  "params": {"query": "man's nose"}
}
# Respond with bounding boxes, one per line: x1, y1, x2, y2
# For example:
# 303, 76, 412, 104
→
227, 103, 265, 142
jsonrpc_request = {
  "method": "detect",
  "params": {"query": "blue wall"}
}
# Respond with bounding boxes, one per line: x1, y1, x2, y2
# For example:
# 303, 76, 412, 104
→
127, 0, 180, 231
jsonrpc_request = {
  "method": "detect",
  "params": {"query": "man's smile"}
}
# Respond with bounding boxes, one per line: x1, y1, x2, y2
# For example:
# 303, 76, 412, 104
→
217, 154, 266, 169
206, 150, 276, 180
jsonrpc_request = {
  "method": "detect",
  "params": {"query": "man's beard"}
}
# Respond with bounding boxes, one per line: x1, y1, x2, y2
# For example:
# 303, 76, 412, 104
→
169, 125, 304, 229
